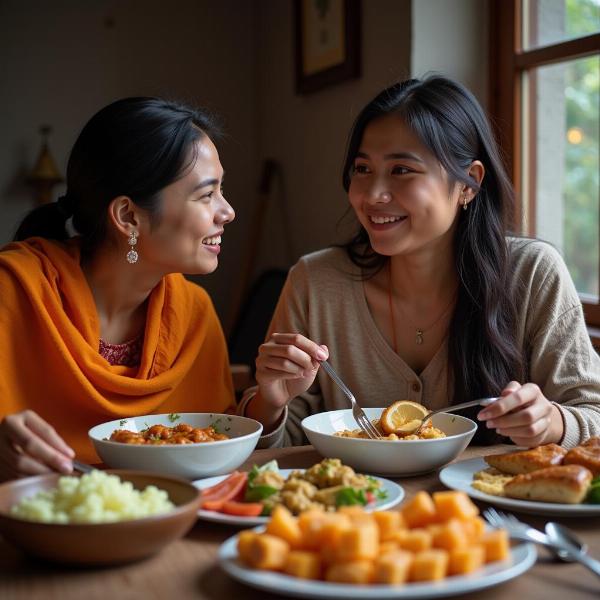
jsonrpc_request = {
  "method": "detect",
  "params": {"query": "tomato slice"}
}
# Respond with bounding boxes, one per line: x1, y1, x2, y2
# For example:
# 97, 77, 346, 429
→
200, 472, 248, 508
220, 501, 264, 517
199, 471, 242, 500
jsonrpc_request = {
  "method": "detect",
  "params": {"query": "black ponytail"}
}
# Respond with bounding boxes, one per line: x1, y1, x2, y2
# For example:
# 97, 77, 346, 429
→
14, 197, 72, 242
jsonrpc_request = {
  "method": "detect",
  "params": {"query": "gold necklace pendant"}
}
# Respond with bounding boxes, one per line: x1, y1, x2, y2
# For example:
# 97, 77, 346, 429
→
416, 329, 424, 345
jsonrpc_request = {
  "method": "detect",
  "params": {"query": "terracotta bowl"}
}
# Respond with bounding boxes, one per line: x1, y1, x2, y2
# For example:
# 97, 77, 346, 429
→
0, 470, 200, 566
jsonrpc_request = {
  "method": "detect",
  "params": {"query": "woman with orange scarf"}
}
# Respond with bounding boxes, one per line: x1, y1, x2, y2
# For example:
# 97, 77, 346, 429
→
0, 98, 235, 480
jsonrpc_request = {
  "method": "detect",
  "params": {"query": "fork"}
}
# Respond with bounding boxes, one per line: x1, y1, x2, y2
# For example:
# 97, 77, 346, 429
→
483, 508, 600, 579
319, 360, 380, 439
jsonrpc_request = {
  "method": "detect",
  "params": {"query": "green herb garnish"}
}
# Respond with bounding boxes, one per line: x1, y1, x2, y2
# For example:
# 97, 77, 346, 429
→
245, 485, 279, 502
335, 487, 368, 507
119, 419, 127, 427
168, 413, 180, 423
210, 418, 223, 434
365, 477, 388, 501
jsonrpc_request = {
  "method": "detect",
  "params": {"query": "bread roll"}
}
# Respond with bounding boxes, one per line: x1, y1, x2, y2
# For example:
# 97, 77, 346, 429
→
484, 444, 566, 475
503, 465, 592, 504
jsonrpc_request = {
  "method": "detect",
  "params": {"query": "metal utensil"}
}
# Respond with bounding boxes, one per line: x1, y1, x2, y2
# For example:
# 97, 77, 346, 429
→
319, 360, 380, 440
484, 508, 600, 579
72, 459, 95, 474
413, 397, 499, 435
546, 522, 598, 575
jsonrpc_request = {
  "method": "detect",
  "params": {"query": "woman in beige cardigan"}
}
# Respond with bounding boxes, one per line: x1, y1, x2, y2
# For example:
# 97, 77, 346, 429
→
242, 76, 600, 449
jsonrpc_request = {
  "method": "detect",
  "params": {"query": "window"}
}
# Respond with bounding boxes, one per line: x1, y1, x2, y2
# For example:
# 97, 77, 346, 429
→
490, 0, 600, 329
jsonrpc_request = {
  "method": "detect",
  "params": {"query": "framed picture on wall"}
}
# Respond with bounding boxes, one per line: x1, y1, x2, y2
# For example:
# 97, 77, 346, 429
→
294, 0, 361, 94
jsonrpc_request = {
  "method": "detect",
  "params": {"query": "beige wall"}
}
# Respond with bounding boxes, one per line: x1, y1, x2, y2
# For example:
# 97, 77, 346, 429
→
0, 0, 489, 333
411, 0, 489, 107
0, 0, 258, 328
252, 0, 412, 282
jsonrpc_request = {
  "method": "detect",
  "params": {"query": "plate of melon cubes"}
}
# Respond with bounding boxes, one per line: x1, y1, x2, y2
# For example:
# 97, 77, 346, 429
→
218, 489, 536, 599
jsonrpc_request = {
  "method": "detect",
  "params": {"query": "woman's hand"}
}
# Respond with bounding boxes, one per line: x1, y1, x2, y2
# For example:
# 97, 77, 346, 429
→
246, 333, 328, 433
0, 410, 74, 482
255, 333, 329, 408
477, 381, 564, 447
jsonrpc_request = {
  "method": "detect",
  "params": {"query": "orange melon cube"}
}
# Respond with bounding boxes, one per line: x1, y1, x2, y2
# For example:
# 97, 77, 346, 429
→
409, 549, 449, 582
373, 510, 404, 541
246, 533, 290, 570
373, 550, 413, 584
433, 491, 479, 521
335, 523, 379, 561
431, 518, 468, 551
401, 491, 437, 528
448, 545, 485, 575
266, 505, 302, 548
395, 528, 433, 552
379, 540, 400, 555
237, 530, 259, 565
284, 550, 322, 580
325, 560, 374, 584
337, 505, 367, 518
481, 529, 510, 562
462, 516, 486, 542
298, 510, 332, 550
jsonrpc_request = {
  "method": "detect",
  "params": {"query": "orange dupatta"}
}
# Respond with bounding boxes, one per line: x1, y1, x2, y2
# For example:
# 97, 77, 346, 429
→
0, 238, 234, 462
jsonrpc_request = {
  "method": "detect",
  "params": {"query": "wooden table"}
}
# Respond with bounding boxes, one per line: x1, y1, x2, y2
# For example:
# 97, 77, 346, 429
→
1, 445, 598, 599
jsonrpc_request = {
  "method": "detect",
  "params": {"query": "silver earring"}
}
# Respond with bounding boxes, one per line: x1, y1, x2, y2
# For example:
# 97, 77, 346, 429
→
126, 232, 139, 264
462, 195, 469, 210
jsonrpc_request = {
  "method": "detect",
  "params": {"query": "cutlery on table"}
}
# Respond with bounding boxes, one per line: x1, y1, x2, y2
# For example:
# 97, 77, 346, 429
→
319, 360, 380, 439
72, 459, 95, 474
483, 508, 600, 579
412, 397, 499, 435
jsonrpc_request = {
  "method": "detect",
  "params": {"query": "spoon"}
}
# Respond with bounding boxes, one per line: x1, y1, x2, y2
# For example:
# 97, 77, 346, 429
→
412, 397, 499, 435
545, 522, 588, 562
545, 522, 600, 578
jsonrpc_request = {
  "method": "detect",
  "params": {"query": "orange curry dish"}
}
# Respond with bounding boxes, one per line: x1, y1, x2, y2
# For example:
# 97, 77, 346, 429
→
110, 423, 229, 445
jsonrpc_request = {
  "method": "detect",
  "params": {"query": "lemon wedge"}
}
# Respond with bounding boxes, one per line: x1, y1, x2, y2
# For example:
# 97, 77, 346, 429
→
380, 400, 429, 435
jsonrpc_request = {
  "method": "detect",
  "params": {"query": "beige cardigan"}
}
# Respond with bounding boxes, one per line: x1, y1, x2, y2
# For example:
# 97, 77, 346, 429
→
240, 238, 600, 449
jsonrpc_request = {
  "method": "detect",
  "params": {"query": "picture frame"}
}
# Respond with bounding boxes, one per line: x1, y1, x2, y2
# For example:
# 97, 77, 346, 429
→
294, 0, 361, 95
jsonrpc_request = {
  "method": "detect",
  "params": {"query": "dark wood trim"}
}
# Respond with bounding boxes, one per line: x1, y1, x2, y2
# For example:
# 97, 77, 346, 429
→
490, 1, 600, 327
516, 33, 600, 69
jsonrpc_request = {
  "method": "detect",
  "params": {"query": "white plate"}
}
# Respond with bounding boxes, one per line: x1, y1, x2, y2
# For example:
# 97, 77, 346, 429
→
193, 469, 404, 526
218, 529, 536, 599
439, 457, 600, 517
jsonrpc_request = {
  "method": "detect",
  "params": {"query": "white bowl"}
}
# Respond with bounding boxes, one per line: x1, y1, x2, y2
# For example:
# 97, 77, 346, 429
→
89, 413, 262, 480
301, 408, 476, 477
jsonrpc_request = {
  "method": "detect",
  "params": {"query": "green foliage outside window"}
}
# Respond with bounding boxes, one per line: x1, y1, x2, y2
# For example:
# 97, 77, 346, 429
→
563, 0, 600, 295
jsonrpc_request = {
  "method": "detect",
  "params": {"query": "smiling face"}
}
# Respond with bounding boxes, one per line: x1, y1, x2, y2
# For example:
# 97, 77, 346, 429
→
348, 114, 463, 258
137, 135, 234, 275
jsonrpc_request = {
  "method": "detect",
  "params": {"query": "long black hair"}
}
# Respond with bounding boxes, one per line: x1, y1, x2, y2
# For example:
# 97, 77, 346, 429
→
342, 76, 523, 444
14, 97, 221, 257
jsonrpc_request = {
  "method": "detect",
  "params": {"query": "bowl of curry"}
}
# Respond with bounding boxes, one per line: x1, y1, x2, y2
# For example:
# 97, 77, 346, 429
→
89, 413, 262, 480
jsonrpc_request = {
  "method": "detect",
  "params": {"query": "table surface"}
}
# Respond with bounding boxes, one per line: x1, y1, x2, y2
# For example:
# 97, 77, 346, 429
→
1, 445, 598, 600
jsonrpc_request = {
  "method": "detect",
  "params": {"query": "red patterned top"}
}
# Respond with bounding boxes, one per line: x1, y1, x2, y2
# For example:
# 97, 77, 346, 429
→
99, 334, 143, 367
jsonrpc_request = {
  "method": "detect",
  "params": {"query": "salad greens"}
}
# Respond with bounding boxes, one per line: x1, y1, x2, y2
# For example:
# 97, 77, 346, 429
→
587, 476, 600, 504
245, 460, 280, 504
335, 487, 368, 506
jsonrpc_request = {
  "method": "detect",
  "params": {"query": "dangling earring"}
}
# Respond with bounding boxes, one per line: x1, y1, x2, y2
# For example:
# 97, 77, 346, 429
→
462, 194, 469, 211
126, 232, 139, 264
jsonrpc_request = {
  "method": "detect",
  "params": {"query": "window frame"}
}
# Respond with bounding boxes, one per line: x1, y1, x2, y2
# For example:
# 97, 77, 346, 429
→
489, 0, 600, 330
